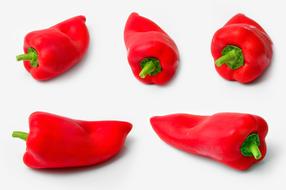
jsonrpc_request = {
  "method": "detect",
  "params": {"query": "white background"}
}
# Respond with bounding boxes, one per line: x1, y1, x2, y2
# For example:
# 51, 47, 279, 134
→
0, 0, 285, 189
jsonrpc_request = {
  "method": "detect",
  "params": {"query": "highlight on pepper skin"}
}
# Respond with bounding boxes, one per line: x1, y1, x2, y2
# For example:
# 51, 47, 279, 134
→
16, 15, 90, 81
12, 112, 132, 169
124, 12, 179, 85
211, 13, 273, 83
150, 112, 268, 170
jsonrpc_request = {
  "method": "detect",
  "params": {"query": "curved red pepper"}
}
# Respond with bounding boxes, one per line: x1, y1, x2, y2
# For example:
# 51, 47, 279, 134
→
124, 13, 179, 85
211, 14, 273, 83
16, 16, 89, 81
12, 112, 132, 169
150, 113, 268, 170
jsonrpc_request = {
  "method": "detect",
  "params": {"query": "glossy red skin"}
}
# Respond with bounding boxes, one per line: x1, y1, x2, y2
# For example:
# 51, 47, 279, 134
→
22, 16, 89, 80
150, 113, 268, 170
211, 14, 273, 83
24, 112, 132, 169
124, 12, 179, 85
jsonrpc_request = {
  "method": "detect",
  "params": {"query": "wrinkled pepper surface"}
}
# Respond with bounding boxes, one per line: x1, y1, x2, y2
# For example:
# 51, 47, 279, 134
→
124, 12, 179, 85
12, 112, 132, 169
16, 16, 89, 81
211, 14, 273, 83
150, 112, 268, 170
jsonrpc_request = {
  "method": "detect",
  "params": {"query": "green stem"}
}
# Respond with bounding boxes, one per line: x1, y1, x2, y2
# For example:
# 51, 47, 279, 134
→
16, 53, 35, 61
139, 61, 156, 78
16, 48, 39, 68
240, 133, 262, 160
215, 45, 244, 70
215, 50, 237, 66
139, 58, 161, 78
249, 143, 262, 160
12, 131, 28, 141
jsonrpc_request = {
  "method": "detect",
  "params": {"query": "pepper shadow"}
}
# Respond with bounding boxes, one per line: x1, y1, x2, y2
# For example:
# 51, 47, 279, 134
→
30, 136, 135, 175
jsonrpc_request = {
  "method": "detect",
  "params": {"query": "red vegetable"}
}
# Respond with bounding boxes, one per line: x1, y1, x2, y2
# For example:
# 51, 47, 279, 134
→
211, 14, 273, 83
16, 16, 89, 81
150, 113, 268, 170
124, 12, 179, 85
12, 112, 132, 169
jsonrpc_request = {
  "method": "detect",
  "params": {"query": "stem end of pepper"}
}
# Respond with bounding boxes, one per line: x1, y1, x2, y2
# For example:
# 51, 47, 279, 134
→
241, 133, 262, 160
12, 131, 28, 141
16, 48, 39, 68
139, 70, 149, 78
215, 45, 244, 70
249, 143, 262, 160
139, 58, 161, 79
16, 54, 25, 61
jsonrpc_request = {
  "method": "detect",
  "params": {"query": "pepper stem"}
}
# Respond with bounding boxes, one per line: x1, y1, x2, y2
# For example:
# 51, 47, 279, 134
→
249, 143, 262, 160
16, 52, 35, 61
139, 58, 161, 78
12, 131, 28, 141
215, 45, 244, 70
215, 50, 236, 66
240, 133, 262, 160
139, 61, 156, 78
16, 48, 39, 68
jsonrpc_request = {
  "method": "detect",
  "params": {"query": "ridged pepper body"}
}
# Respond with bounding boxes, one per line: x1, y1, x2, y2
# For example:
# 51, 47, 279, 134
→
19, 16, 89, 80
150, 113, 268, 170
211, 14, 272, 83
15, 112, 132, 169
124, 13, 179, 85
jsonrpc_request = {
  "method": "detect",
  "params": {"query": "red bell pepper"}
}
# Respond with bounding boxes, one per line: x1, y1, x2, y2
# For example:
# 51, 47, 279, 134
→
124, 12, 179, 85
16, 16, 89, 81
150, 113, 268, 170
211, 14, 273, 83
12, 112, 132, 169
